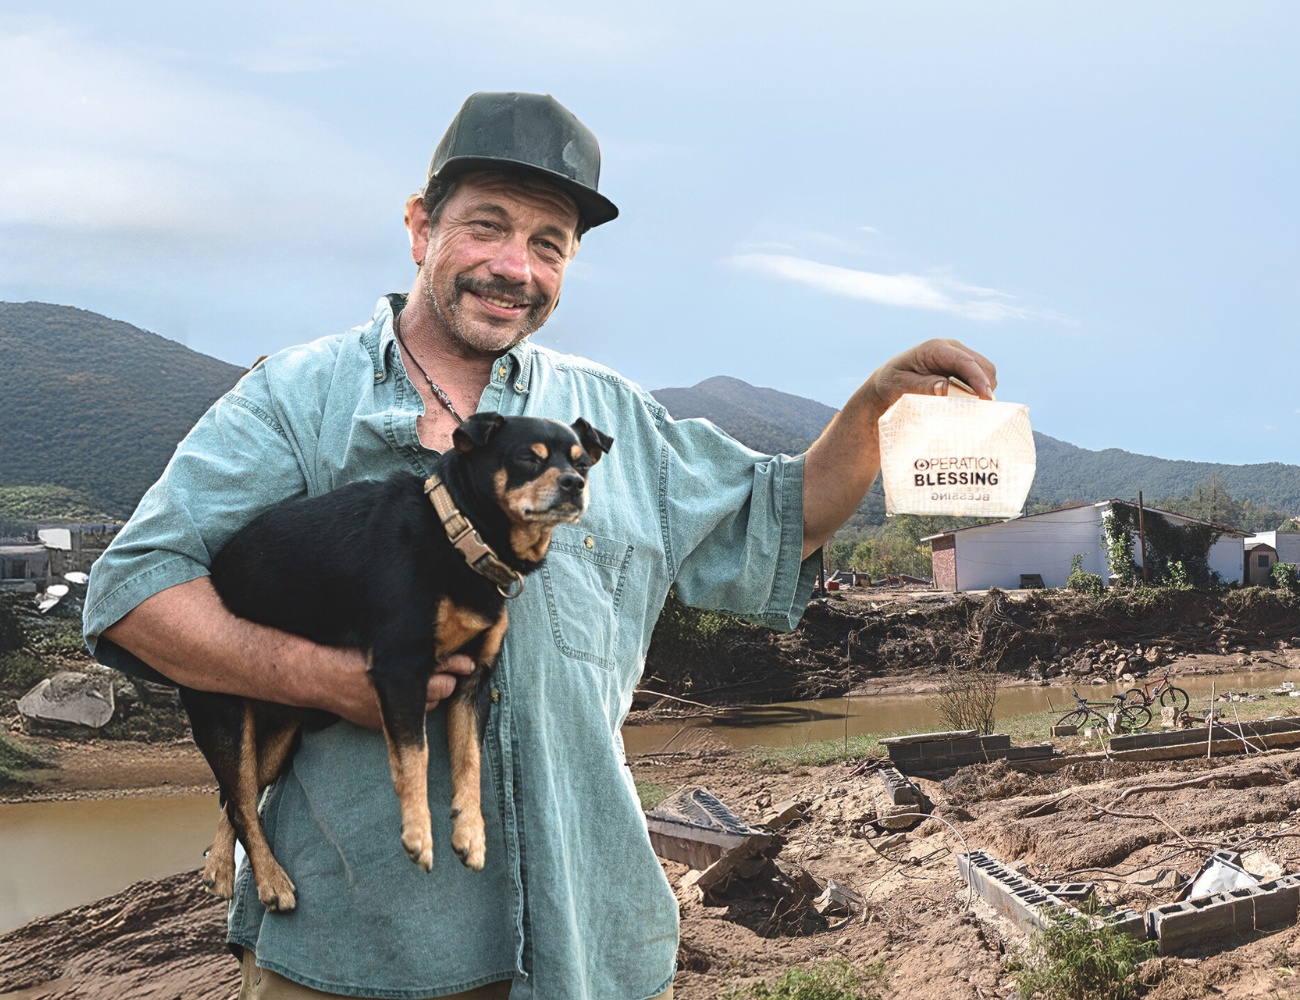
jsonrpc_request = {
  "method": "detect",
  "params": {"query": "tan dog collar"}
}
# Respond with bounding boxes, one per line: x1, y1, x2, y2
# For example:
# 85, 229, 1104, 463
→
423, 474, 525, 598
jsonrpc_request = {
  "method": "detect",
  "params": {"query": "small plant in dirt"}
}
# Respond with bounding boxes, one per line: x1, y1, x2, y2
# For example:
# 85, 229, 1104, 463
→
1066, 555, 1104, 597
929, 665, 999, 734
723, 958, 886, 1000
1011, 911, 1156, 1000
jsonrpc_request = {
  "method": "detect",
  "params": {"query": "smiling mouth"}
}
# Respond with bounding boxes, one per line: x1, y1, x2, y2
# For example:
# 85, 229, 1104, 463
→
456, 277, 545, 317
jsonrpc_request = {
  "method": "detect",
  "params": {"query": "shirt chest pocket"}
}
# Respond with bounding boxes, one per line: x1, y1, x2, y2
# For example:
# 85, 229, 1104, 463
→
539, 524, 633, 670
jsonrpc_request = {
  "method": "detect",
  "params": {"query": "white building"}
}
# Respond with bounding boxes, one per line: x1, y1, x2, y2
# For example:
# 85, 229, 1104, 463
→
923, 500, 1248, 592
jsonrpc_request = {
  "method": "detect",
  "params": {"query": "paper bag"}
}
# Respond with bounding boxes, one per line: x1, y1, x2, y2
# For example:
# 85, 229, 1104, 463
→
877, 393, 1036, 518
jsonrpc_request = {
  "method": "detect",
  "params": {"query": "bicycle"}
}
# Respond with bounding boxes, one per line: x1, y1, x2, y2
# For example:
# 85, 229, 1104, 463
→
1056, 689, 1151, 733
1122, 667, 1190, 714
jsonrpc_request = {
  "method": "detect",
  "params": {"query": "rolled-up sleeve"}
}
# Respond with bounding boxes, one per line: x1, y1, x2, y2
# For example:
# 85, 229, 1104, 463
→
83, 369, 309, 661
660, 415, 819, 631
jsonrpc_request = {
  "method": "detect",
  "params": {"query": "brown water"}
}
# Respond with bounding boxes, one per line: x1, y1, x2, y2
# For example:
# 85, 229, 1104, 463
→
5, 667, 1296, 935
620, 668, 1300, 755
0, 794, 216, 934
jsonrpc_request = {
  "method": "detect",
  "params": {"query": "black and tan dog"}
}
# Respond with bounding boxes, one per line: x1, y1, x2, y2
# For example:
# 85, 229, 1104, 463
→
179, 412, 612, 912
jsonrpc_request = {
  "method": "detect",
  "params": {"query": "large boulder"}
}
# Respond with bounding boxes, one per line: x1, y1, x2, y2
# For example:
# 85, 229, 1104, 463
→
17, 671, 115, 728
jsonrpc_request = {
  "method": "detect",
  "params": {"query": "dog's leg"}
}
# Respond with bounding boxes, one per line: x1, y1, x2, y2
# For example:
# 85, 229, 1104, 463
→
202, 805, 238, 899
226, 703, 298, 912
371, 648, 437, 871
447, 613, 508, 871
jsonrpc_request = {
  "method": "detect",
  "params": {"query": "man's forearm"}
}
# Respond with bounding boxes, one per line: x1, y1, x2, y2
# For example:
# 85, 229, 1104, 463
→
801, 388, 886, 559
101, 577, 388, 726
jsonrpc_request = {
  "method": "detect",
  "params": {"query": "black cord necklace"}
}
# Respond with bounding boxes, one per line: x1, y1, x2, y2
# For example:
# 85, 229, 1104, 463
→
393, 312, 465, 424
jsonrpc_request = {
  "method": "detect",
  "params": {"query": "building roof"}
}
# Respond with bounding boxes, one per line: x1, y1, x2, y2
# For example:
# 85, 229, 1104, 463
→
920, 499, 1250, 543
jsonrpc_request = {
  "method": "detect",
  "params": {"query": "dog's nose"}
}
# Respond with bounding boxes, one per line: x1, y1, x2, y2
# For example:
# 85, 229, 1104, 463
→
557, 473, 584, 495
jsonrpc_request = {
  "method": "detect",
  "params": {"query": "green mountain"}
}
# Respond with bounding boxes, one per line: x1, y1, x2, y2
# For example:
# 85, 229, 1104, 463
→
650, 376, 837, 456
649, 377, 1300, 521
0, 302, 245, 522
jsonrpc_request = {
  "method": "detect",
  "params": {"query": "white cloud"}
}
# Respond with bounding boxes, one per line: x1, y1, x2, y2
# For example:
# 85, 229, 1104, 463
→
0, 23, 371, 239
727, 252, 1042, 321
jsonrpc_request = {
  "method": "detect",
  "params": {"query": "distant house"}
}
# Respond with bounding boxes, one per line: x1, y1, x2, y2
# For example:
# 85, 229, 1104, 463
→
923, 500, 1248, 592
0, 544, 51, 592
1245, 531, 1300, 586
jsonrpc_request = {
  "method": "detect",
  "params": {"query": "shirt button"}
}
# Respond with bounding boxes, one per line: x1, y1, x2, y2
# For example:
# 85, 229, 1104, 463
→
515, 381, 525, 392
584, 536, 594, 549
373, 372, 383, 381
497, 365, 508, 378
490, 688, 501, 704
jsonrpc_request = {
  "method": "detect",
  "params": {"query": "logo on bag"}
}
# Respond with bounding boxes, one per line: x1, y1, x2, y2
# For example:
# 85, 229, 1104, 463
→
912, 455, 1000, 487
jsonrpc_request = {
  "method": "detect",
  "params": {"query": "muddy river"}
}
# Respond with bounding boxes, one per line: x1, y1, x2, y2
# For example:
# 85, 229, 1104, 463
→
3, 668, 1295, 934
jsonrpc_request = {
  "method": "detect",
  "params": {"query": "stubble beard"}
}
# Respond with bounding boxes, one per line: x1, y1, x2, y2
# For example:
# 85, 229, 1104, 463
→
420, 268, 549, 356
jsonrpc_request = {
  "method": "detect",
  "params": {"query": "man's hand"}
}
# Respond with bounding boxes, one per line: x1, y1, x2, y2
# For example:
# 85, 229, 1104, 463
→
319, 652, 477, 730
861, 338, 997, 413
801, 339, 997, 558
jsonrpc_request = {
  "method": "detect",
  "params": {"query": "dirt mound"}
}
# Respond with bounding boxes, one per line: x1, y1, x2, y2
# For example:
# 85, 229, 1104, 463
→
644, 587, 1300, 704
0, 870, 232, 999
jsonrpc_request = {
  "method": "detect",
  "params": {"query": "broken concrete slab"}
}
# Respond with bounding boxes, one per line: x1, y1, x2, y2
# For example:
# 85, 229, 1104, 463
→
646, 787, 774, 870
17, 671, 115, 728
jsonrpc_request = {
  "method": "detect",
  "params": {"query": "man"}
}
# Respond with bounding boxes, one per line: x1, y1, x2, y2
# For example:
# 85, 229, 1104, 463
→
84, 92, 995, 999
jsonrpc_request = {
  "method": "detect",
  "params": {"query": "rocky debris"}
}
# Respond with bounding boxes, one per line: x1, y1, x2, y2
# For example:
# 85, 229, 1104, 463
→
18, 670, 115, 728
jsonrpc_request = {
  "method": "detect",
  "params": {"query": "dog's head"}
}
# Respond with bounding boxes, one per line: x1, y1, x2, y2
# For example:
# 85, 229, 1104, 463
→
450, 413, 613, 565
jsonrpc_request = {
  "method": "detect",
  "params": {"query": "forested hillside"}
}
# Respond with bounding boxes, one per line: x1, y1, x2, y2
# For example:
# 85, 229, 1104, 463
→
0, 302, 244, 523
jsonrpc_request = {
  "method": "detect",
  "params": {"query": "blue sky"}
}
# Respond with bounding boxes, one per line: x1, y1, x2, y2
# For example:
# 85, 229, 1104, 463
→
2, 1, 1297, 467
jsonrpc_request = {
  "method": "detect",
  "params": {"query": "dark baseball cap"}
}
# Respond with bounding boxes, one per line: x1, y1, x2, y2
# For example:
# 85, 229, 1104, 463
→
429, 92, 619, 229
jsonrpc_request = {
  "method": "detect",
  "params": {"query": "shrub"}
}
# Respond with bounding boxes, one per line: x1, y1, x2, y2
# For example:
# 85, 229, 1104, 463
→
1273, 562, 1300, 595
1012, 911, 1155, 1000
724, 959, 886, 1000
1066, 555, 1104, 597
929, 666, 999, 734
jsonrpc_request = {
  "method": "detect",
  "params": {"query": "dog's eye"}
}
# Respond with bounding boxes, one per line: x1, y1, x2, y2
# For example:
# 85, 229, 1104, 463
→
515, 452, 545, 468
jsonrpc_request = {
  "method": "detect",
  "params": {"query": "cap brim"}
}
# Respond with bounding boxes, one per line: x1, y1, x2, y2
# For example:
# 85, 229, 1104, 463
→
433, 155, 619, 229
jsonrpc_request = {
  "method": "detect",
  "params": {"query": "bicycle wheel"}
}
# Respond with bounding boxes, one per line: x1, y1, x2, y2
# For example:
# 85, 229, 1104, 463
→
1160, 686, 1190, 713
1057, 708, 1091, 729
1122, 689, 1149, 709
1116, 704, 1152, 732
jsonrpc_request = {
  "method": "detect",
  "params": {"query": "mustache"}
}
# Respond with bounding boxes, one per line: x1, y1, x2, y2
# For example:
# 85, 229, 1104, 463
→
454, 276, 547, 309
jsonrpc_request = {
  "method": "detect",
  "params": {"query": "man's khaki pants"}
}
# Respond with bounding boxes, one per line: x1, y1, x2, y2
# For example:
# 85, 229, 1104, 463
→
240, 950, 673, 999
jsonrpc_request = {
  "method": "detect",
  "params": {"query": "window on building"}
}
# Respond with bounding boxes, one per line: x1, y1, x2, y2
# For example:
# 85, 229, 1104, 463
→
1259, 554, 1272, 569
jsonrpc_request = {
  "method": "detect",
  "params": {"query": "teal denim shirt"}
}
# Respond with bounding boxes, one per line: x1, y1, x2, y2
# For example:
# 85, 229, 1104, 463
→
84, 295, 818, 999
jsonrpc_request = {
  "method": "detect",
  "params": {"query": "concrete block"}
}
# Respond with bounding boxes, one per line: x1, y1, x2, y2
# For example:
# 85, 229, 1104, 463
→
1152, 895, 1238, 955
876, 766, 920, 806
1050, 724, 1078, 737
1244, 878, 1300, 928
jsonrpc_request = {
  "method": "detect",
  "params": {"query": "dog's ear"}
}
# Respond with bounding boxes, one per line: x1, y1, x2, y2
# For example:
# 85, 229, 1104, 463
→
571, 418, 613, 465
453, 412, 506, 453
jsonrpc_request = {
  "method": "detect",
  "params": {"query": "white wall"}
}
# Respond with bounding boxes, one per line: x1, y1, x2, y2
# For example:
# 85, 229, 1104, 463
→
952, 506, 1103, 591
1207, 536, 1245, 585
948, 503, 1247, 591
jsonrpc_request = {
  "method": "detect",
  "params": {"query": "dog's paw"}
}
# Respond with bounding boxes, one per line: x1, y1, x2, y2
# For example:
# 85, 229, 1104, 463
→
201, 855, 236, 900
257, 869, 297, 913
451, 813, 487, 871
401, 823, 435, 872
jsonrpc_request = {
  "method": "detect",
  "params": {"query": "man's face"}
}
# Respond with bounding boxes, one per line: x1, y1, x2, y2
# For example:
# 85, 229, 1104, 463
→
411, 173, 580, 356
